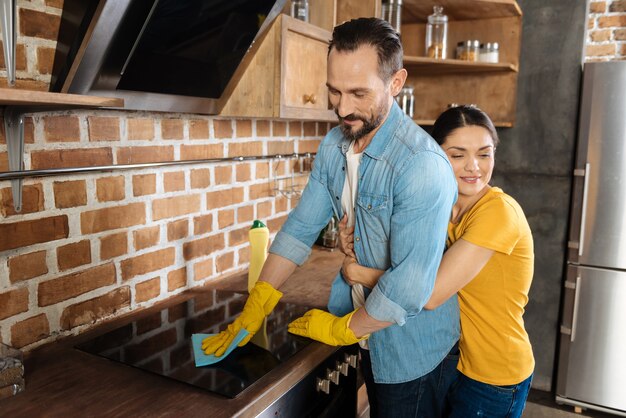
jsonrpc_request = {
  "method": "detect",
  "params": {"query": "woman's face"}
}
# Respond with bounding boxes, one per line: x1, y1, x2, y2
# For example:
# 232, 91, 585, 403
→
442, 125, 495, 200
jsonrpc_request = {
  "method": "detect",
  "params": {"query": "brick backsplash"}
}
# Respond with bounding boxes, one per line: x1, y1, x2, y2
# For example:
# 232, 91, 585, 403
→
0, 112, 322, 350
586, 1, 626, 60
0, 2, 324, 350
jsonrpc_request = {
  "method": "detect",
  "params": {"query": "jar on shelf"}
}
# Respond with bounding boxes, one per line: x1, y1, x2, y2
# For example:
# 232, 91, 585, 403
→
469, 40, 480, 61
455, 41, 465, 60
291, 0, 309, 22
479, 42, 500, 63
396, 86, 415, 118
382, 0, 403, 34
425, 5, 448, 59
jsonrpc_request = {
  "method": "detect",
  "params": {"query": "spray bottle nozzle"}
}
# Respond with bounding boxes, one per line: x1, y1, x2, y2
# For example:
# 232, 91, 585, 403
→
251, 220, 267, 229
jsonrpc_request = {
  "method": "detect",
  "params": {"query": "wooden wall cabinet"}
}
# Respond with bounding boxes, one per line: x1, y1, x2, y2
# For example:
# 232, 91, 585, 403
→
220, 14, 335, 121
219, 0, 380, 121
400, 0, 522, 127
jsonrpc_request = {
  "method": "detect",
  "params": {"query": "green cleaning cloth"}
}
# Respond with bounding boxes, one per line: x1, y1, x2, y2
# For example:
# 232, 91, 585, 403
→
192, 329, 249, 367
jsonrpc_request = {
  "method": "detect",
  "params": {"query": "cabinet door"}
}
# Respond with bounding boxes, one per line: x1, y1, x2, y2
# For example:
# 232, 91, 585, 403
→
280, 16, 335, 121
557, 264, 626, 412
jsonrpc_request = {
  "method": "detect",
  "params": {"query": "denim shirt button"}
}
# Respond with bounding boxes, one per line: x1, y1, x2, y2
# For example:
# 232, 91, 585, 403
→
355, 237, 360, 242
367, 204, 372, 210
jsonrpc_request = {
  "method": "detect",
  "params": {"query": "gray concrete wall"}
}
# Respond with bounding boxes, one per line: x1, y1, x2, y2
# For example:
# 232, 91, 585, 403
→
491, 0, 588, 391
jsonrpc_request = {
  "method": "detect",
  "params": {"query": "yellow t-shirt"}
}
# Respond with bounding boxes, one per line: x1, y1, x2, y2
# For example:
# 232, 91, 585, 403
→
448, 187, 534, 385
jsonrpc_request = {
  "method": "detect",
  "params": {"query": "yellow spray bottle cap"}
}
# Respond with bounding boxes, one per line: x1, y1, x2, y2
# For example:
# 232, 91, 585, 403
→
251, 220, 267, 229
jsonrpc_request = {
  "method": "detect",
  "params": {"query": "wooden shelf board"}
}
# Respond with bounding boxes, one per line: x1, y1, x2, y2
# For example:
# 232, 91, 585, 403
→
0, 88, 123, 108
402, 0, 521, 22
403, 56, 517, 74
415, 119, 513, 128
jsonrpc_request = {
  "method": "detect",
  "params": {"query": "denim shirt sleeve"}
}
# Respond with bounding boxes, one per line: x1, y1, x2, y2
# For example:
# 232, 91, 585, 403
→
268, 143, 335, 266
365, 151, 457, 325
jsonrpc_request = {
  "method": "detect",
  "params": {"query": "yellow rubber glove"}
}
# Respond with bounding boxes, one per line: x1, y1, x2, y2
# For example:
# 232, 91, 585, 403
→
201, 281, 282, 356
287, 309, 368, 346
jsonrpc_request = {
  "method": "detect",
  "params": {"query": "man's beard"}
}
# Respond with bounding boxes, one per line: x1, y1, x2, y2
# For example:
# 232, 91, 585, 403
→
337, 101, 387, 142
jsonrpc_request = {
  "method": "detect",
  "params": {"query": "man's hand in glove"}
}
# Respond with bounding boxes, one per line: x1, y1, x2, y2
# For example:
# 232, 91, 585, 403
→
288, 308, 368, 346
202, 281, 282, 356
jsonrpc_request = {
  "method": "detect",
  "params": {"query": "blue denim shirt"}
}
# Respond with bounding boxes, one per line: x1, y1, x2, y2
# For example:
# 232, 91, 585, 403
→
270, 102, 460, 383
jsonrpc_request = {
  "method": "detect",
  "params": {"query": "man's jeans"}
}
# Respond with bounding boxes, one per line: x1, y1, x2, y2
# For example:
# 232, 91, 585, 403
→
360, 342, 460, 418
446, 372, 533, 418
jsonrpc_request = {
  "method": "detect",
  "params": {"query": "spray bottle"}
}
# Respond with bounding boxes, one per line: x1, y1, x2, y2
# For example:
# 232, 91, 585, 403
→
248, 220, 270, 348
248, 220, 269, 291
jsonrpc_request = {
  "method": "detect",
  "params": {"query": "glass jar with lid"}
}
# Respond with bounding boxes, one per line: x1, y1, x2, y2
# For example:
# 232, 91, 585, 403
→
396, 86, 415, 118
456, 41, 465, 60
425, 5, 448, 59
479, 42, 500, 63
291, 0, 309, 22
382, 0, 403, 34
469, 40, 480, 61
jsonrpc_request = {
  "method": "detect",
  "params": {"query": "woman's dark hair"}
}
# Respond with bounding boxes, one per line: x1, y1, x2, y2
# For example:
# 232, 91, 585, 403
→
329, 17, 403, 82
431, 105, 499, 148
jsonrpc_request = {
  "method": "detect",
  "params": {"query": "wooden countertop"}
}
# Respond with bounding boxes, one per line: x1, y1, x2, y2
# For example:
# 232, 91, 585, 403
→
0, 247, 344, 417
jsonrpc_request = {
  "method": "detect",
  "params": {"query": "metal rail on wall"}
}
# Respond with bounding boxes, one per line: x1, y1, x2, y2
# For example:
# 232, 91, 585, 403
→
0, 153, 315, 181
0, 152, 315, 210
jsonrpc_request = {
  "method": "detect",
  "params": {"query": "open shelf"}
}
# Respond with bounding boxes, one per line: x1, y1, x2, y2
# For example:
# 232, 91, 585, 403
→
415, 119, 514, 128
0, 88, 124, 214
0, 88, 123, 108
404, 56, 518, 75
402, 0, 521, 22
399, 0, 521, 127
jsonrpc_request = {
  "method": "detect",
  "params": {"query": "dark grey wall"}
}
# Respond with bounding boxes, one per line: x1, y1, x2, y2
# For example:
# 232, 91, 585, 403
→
491, 1, 588, 391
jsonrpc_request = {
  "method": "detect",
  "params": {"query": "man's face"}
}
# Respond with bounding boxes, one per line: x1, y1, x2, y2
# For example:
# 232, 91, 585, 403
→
327, 45, 393, 142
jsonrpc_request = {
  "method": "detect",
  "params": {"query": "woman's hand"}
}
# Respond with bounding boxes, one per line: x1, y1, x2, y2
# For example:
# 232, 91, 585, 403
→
338, 215, 355, 258
341, 256, 383, 289
341, 256, 359, 286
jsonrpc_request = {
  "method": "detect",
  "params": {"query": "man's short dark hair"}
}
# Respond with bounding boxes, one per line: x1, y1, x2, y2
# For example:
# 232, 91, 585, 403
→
329, 17, 403, 82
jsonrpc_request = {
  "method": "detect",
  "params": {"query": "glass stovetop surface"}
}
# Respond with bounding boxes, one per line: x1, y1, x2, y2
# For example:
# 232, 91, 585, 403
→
75, 289, 312, 398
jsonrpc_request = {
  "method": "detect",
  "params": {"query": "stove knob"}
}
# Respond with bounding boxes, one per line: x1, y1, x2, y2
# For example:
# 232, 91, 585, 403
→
326, 368, 340, 385
316, 377, 330, 394
344, 353, 358, 369
336, 360, 349, 376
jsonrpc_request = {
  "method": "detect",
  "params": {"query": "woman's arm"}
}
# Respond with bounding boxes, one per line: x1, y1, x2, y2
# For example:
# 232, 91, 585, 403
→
423, 238, 493, 309
341, 238, 493, 308
337, 215, 385, 288
337, 214, 492, 306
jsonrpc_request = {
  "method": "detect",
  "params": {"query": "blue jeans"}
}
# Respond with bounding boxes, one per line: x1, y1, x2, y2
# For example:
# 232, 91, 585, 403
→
360, 342, 459, 418
446, 372, 533, 418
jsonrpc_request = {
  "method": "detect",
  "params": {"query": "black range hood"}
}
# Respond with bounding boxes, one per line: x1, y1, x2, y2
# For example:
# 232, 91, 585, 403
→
51, 0, 285, 114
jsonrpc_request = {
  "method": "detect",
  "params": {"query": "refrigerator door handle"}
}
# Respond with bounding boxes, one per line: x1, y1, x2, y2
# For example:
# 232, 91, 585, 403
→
570, 275, 582, 342
577, 163, 591, 257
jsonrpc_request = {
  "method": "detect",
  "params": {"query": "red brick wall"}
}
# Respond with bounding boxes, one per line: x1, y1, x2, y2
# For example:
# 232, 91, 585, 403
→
586, 1, 626, 60
0, 1, 326, 350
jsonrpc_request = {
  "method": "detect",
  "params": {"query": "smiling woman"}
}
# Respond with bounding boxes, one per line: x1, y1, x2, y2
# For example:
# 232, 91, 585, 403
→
431, 109, 498, 223
428, 105, 534, 417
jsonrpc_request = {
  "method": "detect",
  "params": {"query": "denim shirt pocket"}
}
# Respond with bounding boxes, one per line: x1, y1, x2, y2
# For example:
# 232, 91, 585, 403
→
356, 193, 390, 243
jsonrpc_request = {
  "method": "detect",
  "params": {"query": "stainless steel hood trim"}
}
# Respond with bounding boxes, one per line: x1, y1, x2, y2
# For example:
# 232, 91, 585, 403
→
62, 0, 287, 115
64, 0, 130, 94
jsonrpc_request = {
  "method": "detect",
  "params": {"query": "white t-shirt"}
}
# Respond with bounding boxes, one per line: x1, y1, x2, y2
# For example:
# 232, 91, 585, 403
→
341, 142, 368, 349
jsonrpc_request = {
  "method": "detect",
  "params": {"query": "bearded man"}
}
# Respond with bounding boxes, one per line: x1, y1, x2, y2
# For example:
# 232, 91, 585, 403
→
203, 17, 459, 418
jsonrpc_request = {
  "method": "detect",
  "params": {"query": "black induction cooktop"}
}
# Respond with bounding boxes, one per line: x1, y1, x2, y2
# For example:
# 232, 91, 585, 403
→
75, 289, 312, 398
